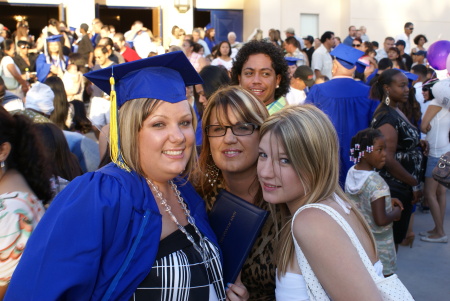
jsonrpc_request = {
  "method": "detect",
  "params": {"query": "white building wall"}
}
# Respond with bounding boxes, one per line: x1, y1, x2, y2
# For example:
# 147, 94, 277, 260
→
348, 0, 450, 45
278, 0, 343, 39
195, 0, 244, 10
2, 0, 450, 50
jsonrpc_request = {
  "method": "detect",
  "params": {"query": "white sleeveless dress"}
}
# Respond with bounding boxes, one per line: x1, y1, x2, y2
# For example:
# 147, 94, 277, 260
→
275, 195, 383, 301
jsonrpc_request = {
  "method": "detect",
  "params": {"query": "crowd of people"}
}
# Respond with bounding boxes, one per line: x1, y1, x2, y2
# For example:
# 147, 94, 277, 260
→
0, 15, 449, 300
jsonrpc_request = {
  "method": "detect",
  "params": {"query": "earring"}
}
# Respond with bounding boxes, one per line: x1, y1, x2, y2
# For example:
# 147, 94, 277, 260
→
385, 92, 390, 106
276, 85, 279, 88
0, 161, 5, 176
205, 161, 220, 187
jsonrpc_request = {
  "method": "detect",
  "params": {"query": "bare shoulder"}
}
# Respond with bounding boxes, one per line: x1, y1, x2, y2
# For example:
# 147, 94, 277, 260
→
292, 202, 343, 243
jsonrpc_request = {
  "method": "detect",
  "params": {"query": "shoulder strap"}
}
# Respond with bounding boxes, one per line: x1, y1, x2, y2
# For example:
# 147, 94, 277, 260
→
293, 204, 381, 281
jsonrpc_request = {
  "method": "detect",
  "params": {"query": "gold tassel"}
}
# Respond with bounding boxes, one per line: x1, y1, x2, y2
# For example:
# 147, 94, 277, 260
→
109, 75, 130, 172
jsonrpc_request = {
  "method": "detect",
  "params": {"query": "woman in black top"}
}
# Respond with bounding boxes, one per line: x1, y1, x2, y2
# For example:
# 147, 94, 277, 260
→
12, 40, 36, 75
370, 69, 428, 249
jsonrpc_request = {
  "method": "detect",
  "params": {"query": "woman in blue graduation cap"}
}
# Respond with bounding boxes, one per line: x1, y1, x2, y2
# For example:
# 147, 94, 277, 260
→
36, 35, 69, 83
5, 51, 227, 301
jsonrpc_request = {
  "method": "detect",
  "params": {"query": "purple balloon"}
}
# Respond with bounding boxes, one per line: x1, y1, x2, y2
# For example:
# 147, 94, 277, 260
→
427, 40, 450, 70
447, 53, 450, 73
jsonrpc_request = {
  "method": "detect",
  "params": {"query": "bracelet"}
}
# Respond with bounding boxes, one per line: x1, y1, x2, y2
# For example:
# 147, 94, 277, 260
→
412, 185, 421, 192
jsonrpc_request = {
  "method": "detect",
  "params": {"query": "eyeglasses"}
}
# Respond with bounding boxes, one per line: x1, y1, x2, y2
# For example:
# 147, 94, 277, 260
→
20, 45, 30, 49
205, 123, 259, 137
352, 44, 361, 47
409, 28, 414, 30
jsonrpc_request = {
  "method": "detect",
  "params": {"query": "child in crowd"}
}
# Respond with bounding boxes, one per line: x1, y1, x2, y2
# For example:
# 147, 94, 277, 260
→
345, 128, 403, 276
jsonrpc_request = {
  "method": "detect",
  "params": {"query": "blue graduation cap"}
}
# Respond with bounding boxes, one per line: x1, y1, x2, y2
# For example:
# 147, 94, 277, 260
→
46, 34, 63, 42
85, 51, 203, 107
69, 26, 76, 32
330, 44, 367, 73
395, 68, 418, 88
205, 23, 213, 30
84, 51, 203, 171
285, 56, 300, 66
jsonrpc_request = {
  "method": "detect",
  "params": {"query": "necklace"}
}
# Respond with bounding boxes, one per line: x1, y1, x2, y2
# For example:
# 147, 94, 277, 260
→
146, 178, 209, 267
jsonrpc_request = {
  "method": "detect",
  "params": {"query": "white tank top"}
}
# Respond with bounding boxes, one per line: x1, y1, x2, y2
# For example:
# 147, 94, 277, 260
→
275, 195, 384, 301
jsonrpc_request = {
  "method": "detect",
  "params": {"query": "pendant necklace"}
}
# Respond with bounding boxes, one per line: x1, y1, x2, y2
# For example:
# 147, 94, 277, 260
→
147, 178, 209, 267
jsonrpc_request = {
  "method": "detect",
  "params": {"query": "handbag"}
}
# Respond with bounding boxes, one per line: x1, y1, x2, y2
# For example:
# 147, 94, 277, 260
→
432, 152, 450, 188
292, 202, 414, 301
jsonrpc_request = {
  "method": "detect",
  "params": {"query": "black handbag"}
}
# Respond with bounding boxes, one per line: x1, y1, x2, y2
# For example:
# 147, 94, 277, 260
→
432, 152, 450, 188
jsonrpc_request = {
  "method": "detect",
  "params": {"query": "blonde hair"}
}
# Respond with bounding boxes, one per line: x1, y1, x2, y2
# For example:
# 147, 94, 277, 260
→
193, 85, 269, 208
119, 98, 197, 178
260, 104, 376, 277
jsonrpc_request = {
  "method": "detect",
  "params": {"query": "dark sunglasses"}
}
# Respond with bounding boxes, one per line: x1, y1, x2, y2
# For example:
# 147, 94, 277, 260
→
409, 28, 414, 30
20, 45, 30, 49
352, 44, 361, 47
422, 87, 430, 92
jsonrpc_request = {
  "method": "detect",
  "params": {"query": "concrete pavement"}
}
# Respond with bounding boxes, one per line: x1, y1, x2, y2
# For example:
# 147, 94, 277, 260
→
396, 190, 450, 301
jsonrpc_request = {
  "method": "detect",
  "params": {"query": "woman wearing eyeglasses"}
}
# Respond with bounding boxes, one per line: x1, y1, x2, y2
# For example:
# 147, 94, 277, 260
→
12, 40, 36, 76
194, 85, 276, 301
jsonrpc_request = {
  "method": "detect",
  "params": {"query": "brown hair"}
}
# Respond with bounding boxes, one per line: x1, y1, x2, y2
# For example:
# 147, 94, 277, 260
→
193, 85, 268, 208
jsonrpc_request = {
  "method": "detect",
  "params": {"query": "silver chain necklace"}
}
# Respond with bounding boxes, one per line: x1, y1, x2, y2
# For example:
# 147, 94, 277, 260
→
146, 178, 209, 267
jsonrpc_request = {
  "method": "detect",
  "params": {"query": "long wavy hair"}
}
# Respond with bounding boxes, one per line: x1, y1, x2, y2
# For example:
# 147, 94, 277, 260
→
45, 76, 69, 130
193, 85, 269, 209
259, 105, 376, 277
0, 107, 53, 203
33, 123, 83, 180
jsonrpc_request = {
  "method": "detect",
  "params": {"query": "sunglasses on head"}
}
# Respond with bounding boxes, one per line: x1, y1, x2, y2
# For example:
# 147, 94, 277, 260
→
20, 45, 30, 49
352, 44, 361, 47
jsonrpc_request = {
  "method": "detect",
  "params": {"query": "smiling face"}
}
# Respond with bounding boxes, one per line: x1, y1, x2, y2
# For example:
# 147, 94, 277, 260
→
138, 100, 195, 184
238, 53, 281, 106
208, 107, 260, 176
257, 131, 304, 209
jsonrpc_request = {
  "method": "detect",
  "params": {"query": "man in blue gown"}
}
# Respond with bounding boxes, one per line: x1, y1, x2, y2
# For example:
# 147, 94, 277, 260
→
306, 44, 379, 187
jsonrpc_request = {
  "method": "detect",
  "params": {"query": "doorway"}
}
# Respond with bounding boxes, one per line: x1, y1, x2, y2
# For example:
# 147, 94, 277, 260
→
0, 3, 59, 41
97, 5, 160, 38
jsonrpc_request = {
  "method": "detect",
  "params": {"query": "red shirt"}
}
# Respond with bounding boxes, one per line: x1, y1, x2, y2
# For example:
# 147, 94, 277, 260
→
121, 47, 141, 62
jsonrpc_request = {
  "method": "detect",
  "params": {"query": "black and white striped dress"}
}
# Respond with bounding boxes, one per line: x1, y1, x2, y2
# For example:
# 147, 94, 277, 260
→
131, 224, 225, 301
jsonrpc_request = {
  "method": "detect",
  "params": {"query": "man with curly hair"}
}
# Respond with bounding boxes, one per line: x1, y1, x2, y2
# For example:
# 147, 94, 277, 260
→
231, 41, 290, 115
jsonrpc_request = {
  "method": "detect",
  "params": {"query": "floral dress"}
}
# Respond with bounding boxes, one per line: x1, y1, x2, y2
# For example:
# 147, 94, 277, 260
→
0, 192, 45, 285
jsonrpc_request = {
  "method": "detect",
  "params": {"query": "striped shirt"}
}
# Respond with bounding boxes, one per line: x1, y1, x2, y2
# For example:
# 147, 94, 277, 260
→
132, 224, 225, 301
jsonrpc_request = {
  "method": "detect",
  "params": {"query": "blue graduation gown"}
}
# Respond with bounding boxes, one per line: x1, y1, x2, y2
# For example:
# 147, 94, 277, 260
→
36, 53, 68, 83
306, 78, 379, 187
5, 163, 221, 300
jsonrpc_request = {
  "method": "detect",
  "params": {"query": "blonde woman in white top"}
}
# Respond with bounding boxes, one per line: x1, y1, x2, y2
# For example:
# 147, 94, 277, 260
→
257, 105, 389, 300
